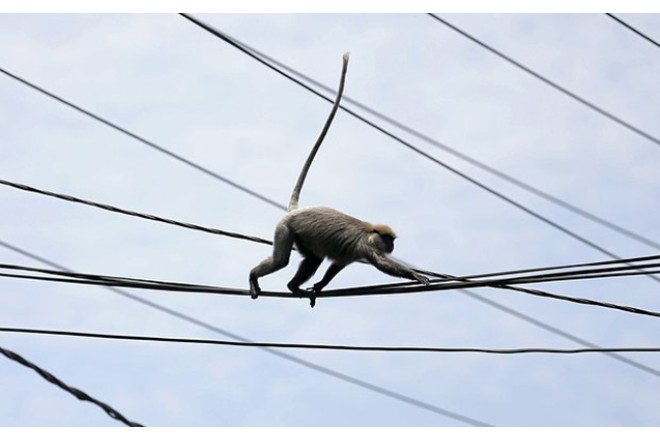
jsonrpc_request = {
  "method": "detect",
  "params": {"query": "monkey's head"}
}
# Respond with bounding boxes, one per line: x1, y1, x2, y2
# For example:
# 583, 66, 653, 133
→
368, 224, 397, 254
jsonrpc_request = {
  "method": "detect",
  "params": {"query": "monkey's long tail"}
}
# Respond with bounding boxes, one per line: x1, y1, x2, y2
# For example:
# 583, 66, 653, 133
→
288, 52, 350, 212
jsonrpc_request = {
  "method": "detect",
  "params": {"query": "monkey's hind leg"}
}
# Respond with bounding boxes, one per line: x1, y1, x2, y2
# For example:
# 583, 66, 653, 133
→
249, 224, 295, 300
287, 255, 323, 307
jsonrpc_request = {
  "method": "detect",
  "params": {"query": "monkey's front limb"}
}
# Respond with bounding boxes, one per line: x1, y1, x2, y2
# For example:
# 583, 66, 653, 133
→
370, 254, 431, 286
411, 272, 431, 286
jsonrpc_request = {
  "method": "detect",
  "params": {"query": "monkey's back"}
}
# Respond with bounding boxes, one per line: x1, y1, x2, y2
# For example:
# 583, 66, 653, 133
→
284, 206, 370, 263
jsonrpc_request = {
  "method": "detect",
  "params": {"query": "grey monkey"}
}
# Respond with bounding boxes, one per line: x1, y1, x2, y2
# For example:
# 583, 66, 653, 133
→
249, 53, 430, 307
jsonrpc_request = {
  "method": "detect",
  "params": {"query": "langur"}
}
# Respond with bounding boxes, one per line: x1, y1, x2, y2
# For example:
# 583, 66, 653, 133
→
249, 53, 430, 307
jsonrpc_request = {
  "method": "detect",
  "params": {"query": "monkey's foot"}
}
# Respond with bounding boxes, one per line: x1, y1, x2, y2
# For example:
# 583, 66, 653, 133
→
249, 286, 260, 300
288, 287, 316, 308
307, 286, 324, 308
249, 278, 261, 299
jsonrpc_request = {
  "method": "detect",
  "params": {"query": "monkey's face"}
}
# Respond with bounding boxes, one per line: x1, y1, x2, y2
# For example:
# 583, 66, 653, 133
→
371, 231, 395, 254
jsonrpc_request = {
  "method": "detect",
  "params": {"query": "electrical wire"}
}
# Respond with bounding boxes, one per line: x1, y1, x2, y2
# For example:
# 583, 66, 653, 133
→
2, 327, 659, 356
5, 175, 658, 286
0, 178, 273, 246
0, 345, 142, 427
0, 66, 286, 212
1, 16, 655, 272
200, 25, 660, 251
179, 13, 660, 286
606, 13, 660, 49
5, 14, 660, 422
427, 13, 660, 147
3, 259, 660, 319
459, 288, 660, 377
0, 239, 489, 427
5, 255, 660, 292
4, 17, 657, 255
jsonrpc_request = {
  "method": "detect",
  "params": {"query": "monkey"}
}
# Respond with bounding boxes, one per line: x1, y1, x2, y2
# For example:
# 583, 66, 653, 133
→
249, 53, 430, 307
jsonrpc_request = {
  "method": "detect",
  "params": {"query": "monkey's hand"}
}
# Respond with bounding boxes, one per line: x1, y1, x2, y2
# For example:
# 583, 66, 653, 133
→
413, 273, 431, 286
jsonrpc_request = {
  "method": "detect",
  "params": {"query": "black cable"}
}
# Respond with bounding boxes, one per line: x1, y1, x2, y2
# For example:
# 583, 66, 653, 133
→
0, 178, 273, 246
180, 13, 660, 286
427, 13, 660, 147
0, 17, 654, 277
0, 67, 286, 212
606, 13, 660, 49
459, 288, 660, 377
0, 345, 142, 427
4, 173, 660, 313
5, 171, 656, 283
5, 256, 660, 294
2, 327, 659, 356
5, 173, 659, 309
5, 174, 659, 286
4, 259, 660, 319
0, 240, 488, 426
208, 28, 660, 251
1, 15, 656, 422
5, 237, 660, 418
5, 17, 656, 255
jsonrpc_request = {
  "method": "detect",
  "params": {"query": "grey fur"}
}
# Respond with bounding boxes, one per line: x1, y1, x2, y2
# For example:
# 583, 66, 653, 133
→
248, 54, 429, 307
249, 206, 430, 307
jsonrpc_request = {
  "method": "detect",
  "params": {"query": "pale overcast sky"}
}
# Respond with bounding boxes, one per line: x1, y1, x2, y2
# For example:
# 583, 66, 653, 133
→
1, 11, 659, 426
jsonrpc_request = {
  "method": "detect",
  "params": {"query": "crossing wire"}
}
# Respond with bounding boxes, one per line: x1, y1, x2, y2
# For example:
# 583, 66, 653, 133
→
606, 13, 660, 49
3, 327, 660, 356
0, 66, 286, 212
5, 173, 660, 291
3, 174, 660, 318
2, 17, 659, 373
0, 178, 273, 246
0, 345, 142, 427
0, 239, 489, 427
5, 22, 658, 254
3, 260, 660, 319
2, 14, 656, 422
179, 13, 660, 285
427, 13, 660, 148
201, 25, 660, 251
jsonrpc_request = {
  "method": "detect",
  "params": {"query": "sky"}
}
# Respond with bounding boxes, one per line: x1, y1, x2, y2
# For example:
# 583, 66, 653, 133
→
0, 10, 660, 427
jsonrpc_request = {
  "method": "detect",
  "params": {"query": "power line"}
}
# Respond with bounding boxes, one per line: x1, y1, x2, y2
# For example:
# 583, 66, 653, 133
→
0, 66, 286, 212
0, 18, 654, 281
6, 174, 659, 288
0, 178, 273, 246
5, 17, 656, 255
1, 14, 656, 422
205, 26, 660, 251
5, 171, 660, 299
606, 13, 660, 49
3, 327, 660, 356
0, 344, 142, 427
3, 259, 660, 319
459, 288, 660, 378
180, 13, 660, 286
427, 13, 660, 148
0, 239, 489, 426
3, 238, 659, 421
